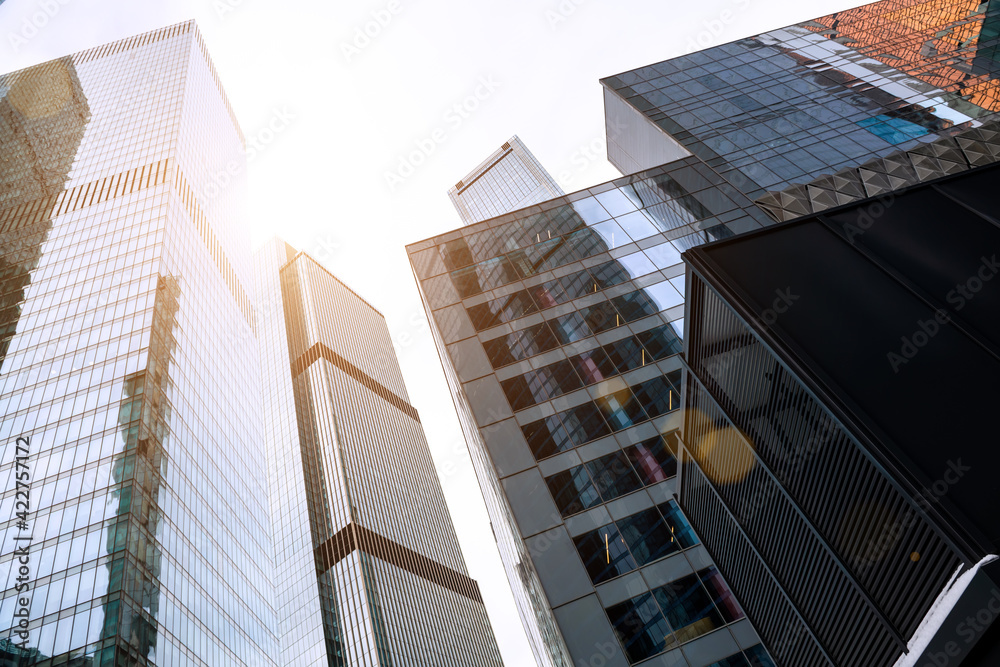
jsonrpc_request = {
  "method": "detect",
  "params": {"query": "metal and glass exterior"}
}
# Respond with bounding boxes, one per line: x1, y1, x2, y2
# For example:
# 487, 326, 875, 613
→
408, 159, 777, 667
411, 2, 1000, 663
447, 136, 564, 226
601, 0, 1000, 218
0, 22, 277, 666
680, 162, 1000, 666
255, 241, 504, 667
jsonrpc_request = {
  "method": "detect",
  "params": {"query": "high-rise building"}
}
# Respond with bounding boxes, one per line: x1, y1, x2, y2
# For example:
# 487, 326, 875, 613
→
408, 157, 780, 667
0, 21, 277, 667
254, 239, 504, 666
447, 136, 564, 225
408, 2, 1000, 665
601, 0, 1000, 217
680, 160, 1000, 666
0, 21, 509, 667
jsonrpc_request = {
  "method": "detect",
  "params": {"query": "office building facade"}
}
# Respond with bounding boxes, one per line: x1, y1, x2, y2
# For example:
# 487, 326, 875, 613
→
447, 136, 564, 225
408, 156, 780, 667
680, 161, 1000, 666
0, 21, 277, 667
601, 0, 1000, 218
254, 240, 504, 666
410, 3, 1000, 665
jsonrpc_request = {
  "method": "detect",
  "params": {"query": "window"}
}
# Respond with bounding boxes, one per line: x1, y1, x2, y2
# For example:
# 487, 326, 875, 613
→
653, 572, 726, 644
544, 437, 678, 518
617, 507, 678, 565
572, 502, 696, 583
607, 593, 670, 663
627, 436, 677, 485
521, 379, 681, 459
544, 467, 600, 517
585, 451, 643, 501
574, 522, 637, 584
658, 501, 699, 549
700, 566, 744, 622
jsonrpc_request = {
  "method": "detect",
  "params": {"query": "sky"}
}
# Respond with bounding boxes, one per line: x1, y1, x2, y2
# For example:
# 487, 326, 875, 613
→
0, 0, 862, 662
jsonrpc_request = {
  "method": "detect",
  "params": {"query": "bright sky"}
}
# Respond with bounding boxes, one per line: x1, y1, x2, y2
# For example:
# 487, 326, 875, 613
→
0, 0, 863, 662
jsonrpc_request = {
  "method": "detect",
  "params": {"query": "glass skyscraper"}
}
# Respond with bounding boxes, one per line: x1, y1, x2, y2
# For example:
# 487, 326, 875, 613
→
602, 0, 1000, 218
407, 1, 1000, 666
447, 136, 564, 225
409, 156, 779, 667
0, 21, 505, 667
254, 239, 503, 666
0, 21, 277, 666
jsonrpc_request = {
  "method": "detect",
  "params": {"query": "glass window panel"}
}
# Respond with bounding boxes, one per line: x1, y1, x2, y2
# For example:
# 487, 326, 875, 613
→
617, 251, 657, 279
632, 376, 680, 417
467, 301, 504, 332
500, 375, 537, 412
658, 501, 699, 549
559, 269, 596, 300
643, 281, 684, 311
606, 593, 670, 663
626, 436, 678, 485
594, 388, 647, 431
552, 312, 592, 344
596, 189, 639, 216
602, 336, 648, 372
572, 197, 613, 225
645, 241, 682, 269
611, 291, 659, 323
442, 237, 475, 269
746, 644, 777, 667
653, 573, 726, 645
636, 323, 682, 360
501, 291, 539, 321
531, 360, 584, 400
616, 210, 659, 242
590, 260, 633, 289
561, 402, 611, 446
574, 522, 637, 584
590, 220, 627, 250
585, 451, 643, 502
545, 467, 601, 517
522, 415, 568, 460
571, 348, 618, 385
699, 566, 744, 623
582, 301, 620, 334
617, 507, 678, 565
670, 318, 684, 340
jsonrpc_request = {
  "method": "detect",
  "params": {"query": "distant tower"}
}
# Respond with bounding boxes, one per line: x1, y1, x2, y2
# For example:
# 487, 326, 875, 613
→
448, 135, 564, 224
254, 239, 505, 666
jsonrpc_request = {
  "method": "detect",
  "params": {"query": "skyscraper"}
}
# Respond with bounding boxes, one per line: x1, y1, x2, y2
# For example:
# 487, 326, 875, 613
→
408, 2, 1000, 665
680, 160, 1000, 666
601, 0, 1000, 218
408, 158, 778, 667
0, 21, 277, 666
254, 239, 504, 666
447, 136, 564, 225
